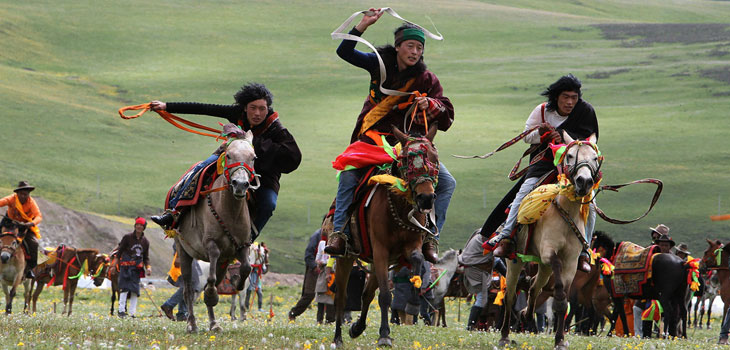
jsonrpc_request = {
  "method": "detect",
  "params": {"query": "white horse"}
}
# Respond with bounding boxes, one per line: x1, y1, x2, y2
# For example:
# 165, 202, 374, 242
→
499, 132, 600, 350
176, 130, 258, 333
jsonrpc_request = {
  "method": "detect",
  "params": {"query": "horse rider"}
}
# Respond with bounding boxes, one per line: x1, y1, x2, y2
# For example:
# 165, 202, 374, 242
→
0, 181, 42, 279
485, 74, 599, 273
325, 8, 456, 264
115, 217, 151, 318
674, 242, 692, 261
149, 83, 302, 242
649, 224, 669, 245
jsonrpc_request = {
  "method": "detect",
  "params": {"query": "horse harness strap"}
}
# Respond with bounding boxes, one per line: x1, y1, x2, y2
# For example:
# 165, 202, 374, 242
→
593, 178, 663, 224
206, 194, 250, 253
385, 190, 433, 239
552, 199, 589, 251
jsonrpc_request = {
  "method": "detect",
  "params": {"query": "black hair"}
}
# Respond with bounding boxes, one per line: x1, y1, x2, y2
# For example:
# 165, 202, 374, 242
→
541, 74, 582, 112
234, 82, 273, 108
591, 230, 615, 255
393, 23, 420, 38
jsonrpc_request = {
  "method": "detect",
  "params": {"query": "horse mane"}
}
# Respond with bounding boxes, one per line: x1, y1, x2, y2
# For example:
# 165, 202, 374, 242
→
76, 248, 100, 255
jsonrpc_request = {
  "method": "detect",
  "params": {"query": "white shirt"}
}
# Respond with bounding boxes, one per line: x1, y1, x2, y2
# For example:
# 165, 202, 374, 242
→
315, 240, 329, 265
523, 103, 569, 144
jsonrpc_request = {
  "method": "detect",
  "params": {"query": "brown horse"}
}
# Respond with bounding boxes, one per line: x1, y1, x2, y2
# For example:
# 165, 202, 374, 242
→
176, 132, 257, 333
25, 246, 107, 315
0, 221, 27, 314
331, 125, 439, 348
500, 133, 600, 349
699, 239, 730, 323
106, 251, 121, 315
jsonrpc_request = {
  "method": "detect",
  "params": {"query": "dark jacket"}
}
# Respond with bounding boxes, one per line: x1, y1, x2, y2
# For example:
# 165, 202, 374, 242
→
116, 231, 150, 295
304, 229, 321, 270
337, 28, 454, 146
166, 102, 302, 193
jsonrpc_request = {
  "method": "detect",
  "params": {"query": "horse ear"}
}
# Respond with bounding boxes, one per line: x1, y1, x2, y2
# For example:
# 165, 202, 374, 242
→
562, 130, 574, 144
708, 238, 716, 246
244, 130, 253, 143
391, 126, 409, 145
587, 133, 597, 144
426, 122, 438, 142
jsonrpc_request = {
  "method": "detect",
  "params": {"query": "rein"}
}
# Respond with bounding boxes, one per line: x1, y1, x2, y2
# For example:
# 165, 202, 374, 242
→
118, 103, 227, 140
552, 199, 590, 251
592, 179, 663, 224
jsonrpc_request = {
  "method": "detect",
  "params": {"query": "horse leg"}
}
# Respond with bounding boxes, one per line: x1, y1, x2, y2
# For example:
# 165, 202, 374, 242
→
523, 264, 552, 333
372, 245, 393, 347
32, 282, 44, 314
178, 246, 198, 333
550, 253, 574, 350
229, 293, 237, 320
439, 303, 446, 328
406, 250, 425, 325
499, 259, 525, 347
62, 283, 69, 315
67, 282, 77, 316
23, 279, 31, 314
6, 285, 16, 314
350, 269, 378, 339
236, 246, 252, 322
707, 295, 715, 329
333, 257, 354, 348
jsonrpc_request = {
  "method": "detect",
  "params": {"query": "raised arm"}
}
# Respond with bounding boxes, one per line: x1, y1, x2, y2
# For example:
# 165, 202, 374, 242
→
335, 8, 382, 71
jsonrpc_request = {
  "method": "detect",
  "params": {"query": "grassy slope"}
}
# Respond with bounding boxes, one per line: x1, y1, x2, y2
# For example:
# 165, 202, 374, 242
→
1, 0, 729, 272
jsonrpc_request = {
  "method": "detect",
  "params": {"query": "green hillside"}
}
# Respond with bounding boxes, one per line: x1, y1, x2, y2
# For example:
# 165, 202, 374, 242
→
1, 0, 729, 272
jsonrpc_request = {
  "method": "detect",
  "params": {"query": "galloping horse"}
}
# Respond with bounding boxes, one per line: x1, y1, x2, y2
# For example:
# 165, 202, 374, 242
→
0, 220, 27, 314
176, 131, 257, 333
699, 239, 730, 324
499, 132, 600, 350
593, 231, 689, 338
27, 246, 107, 315
332, 125, 440, 348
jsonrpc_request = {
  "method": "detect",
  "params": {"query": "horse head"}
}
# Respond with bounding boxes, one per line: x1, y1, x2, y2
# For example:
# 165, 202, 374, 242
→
559, 132, 601, 197
431, 249, 459, 304
701, 238, 726, 270
392, 124, 439, 214
91, 254, 110, 287
222, 130, 258, 199
591, 230, 616, 260
0, 234, 20, 264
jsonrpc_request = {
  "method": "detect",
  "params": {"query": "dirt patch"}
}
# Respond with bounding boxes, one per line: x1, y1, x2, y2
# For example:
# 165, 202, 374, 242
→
593, 23, 730, 46
586, 68, 631, 79
262, 272, 303, 287
700, 66, 730, 83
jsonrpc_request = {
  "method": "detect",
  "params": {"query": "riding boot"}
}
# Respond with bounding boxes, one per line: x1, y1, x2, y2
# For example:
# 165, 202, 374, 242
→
151, 210, 176, 229
493, 239, 515, 258
466, 306, 483, 331
422, 240, 439, 264
324, 231, 347, 256
23, 235, 38, 279
578, 252, 591, 273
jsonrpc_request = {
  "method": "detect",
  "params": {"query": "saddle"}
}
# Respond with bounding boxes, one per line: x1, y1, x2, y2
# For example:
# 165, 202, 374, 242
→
216, 262, 242, 295
165, 161, 220, 209
609, 242, 660, 297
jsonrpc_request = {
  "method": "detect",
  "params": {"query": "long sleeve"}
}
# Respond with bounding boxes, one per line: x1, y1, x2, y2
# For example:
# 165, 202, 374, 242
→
143, 238, 150, 267
28, 198, 42, 225
304, 230, 320, 270
524, 104, 546, 144
336, 27, 379, 72
422, 72, 455, 132
254, 125, 301, 176
166, 102, 242, 124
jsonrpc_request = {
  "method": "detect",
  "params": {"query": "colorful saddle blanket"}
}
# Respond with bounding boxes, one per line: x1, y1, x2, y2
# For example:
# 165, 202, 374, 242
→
216, 262, 242, 296
610, 242, 660, 297
165, 161, 220, 209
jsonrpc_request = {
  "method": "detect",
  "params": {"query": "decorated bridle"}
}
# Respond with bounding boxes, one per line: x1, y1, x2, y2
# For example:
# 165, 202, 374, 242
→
705, 243, 728, 270
0, 233, 21, 257
220, 138, 260, 191
397, 137, 439, 191
553, 140, 603, 185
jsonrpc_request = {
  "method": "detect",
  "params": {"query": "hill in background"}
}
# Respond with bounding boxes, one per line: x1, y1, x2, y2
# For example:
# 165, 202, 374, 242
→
1, 0, 729, 272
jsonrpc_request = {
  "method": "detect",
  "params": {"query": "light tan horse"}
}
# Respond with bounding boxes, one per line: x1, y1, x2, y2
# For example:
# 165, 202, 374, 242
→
176, 131, 257, 333
0, 220, 27, 314
499, 132, 600, 350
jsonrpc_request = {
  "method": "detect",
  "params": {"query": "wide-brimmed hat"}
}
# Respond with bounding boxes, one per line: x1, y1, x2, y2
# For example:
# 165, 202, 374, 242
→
675, 243, 691, 255
13, 181, 35, 193
655, 234, 676, 247
650, 224, 670, 236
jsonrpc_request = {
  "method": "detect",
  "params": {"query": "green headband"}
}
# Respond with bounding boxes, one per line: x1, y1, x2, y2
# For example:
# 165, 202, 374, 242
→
395, 27, 425, 46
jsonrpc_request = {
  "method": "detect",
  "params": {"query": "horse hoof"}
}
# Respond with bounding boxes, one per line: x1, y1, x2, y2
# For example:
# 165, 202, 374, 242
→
554, 340, 569, 350
204, 290, 219, 306
349, 321, 366, 339
186, 324, 198, 333
377, 337, 392, 347
210, 322, 222, 333
334, 339, 343, 349
498, 338, 515, 347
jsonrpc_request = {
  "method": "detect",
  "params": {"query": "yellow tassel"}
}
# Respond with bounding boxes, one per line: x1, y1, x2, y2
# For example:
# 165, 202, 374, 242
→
164, 229, 177, 238
410, 276, 422, 289
494, 291, 505, 306
691, 281, 700, 292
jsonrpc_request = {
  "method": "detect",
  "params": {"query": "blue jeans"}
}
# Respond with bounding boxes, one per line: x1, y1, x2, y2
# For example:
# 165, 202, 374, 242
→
253, 187, 277, 237
169, 154, 219, 209
162, 285, 188, 318
332, 162, 456, 236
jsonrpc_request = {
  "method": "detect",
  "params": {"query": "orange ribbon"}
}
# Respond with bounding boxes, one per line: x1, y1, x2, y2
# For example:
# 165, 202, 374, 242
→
118, 103, 226, 140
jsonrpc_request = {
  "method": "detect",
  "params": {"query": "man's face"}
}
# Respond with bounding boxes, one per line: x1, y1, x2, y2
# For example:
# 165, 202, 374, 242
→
246, 99, 269, 127
134, 223, 145, 234
16, 190, 30, 204
395, 39, 424, 69
658, 242, 671, 253
651, 231, 660, 241
556, 91, 579, 116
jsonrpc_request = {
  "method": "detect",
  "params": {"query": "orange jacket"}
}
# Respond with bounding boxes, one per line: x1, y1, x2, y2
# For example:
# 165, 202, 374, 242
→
0, 193, 42, 238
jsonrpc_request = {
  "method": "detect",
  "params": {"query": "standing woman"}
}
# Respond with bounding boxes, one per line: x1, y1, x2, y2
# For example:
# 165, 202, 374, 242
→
116, 217, 151, 318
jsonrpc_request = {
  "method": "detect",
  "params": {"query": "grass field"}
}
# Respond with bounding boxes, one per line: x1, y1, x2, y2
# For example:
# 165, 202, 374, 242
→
0, 283, 725, 349
1, 0, 729, 272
